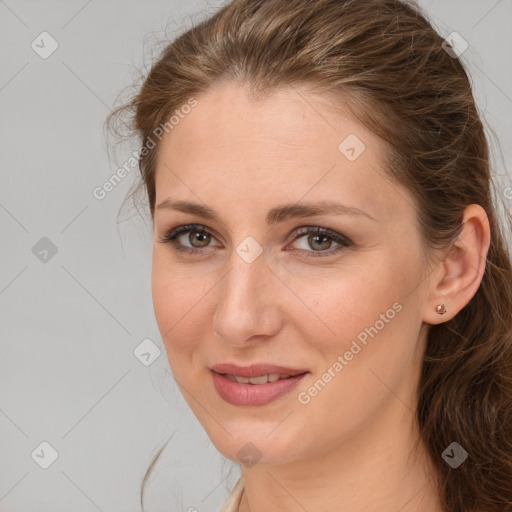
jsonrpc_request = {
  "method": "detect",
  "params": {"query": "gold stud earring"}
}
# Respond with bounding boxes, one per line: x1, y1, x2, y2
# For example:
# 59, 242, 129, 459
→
435, 303, 447, 315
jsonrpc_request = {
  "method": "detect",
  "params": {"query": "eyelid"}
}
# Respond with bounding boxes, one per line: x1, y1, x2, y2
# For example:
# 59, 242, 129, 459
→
287, 226, 351, 246
158, 223, 221, 244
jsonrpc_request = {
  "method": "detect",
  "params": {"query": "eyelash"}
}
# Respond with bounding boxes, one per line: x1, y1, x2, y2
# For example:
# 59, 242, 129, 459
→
157, 223, 352, 258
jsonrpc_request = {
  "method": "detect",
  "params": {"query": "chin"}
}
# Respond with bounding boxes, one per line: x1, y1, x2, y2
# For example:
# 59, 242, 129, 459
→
205, 421, 304, 467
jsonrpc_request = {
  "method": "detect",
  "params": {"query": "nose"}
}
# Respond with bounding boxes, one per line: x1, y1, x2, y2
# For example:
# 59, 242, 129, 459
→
212, 248, 284, 347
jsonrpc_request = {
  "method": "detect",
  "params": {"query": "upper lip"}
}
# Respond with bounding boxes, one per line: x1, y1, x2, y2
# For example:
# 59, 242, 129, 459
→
210, 363, 309, 378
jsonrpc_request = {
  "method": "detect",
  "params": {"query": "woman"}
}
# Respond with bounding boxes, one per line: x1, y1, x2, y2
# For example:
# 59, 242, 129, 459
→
107, 0, 512, 510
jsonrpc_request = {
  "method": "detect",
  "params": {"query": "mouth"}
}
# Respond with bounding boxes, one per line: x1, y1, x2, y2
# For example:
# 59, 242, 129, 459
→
220, 373, 299, 384
210, 363, 309, 406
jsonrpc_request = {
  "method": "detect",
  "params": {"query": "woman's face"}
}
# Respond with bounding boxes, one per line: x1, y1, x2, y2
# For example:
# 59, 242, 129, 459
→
152, 82, 433, 466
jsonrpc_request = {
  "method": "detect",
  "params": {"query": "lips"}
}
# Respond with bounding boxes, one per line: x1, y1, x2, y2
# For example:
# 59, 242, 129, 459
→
210, 363, 309, 406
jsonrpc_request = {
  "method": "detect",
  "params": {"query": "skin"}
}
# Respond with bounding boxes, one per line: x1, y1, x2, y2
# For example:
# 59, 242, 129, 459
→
151, 82, 491, 512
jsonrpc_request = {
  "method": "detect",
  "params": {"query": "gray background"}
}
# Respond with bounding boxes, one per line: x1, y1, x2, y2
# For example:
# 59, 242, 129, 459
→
1, 1, 510, 511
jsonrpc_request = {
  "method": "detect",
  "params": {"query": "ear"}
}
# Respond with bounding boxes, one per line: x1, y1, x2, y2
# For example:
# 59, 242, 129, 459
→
422, 204, 491, 325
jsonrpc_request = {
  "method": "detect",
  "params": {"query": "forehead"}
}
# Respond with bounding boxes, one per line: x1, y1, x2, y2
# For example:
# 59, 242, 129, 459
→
154, 83, 411, 224
160, 84, 374, 153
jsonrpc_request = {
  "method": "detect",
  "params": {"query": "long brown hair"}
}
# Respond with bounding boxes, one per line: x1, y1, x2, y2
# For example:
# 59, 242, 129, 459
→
106, 1, 512, 510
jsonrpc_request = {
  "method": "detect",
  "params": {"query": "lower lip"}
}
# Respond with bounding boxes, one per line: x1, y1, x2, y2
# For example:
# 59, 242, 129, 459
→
211, 371, 308, 406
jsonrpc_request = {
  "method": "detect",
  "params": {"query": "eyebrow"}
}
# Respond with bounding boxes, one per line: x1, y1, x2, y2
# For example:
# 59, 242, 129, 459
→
155, 198, 376, 224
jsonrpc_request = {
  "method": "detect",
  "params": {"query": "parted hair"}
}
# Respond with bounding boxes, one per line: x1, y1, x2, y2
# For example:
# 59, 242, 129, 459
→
107, 1, 512, 510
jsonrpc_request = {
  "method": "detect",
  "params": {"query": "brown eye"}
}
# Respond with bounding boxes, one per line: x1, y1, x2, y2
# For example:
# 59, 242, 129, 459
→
189, 230, 211, 248
289, 226, 352, 257
157, 224, 221, 255
307, 233, 333, 251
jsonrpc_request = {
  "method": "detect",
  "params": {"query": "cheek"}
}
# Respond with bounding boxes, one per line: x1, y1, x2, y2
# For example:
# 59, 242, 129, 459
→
151, 251, 209, 361
284, 256, 407, 352
292, 256, 424, 424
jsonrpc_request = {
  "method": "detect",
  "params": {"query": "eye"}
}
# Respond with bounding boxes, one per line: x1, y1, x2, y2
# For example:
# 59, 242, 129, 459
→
157, 224, 352, 258
157, 224, 221, 255
287, 226, 352, 257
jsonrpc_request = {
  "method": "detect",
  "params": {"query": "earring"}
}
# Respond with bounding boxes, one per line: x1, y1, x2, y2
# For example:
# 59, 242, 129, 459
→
435, 303, 447, 315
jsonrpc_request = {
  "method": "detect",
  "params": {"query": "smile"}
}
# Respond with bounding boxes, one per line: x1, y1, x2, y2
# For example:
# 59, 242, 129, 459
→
210, 369, 308, 406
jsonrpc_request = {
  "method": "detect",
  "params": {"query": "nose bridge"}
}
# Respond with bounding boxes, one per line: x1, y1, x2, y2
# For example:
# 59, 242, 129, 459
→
213, 247, 281, 344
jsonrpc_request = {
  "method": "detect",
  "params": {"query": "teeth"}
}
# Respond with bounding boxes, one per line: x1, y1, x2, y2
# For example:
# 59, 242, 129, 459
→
245, 375, 268, 385
226, 373, 294, 384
